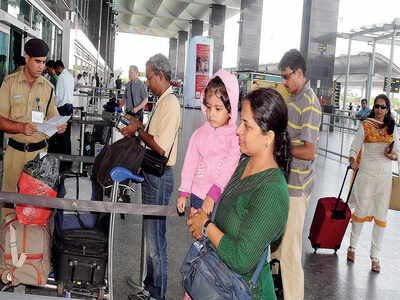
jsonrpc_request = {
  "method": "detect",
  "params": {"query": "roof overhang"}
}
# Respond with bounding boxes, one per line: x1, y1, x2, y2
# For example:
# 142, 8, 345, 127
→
112, 0, 241, 38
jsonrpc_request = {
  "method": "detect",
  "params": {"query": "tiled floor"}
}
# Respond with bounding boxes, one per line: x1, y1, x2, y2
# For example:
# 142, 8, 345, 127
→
1, 107, 399, 299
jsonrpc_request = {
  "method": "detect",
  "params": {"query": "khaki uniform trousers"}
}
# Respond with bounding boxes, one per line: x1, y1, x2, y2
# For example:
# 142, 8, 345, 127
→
2, 145, 47, 192
271, 194, 309, 300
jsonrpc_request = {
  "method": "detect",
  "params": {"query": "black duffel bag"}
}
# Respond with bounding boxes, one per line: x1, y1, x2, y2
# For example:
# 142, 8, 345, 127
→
92, 136, 145, 186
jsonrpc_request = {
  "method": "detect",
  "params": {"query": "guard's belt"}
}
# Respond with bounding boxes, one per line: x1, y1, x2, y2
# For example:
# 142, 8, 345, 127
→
8, 138, 48, 152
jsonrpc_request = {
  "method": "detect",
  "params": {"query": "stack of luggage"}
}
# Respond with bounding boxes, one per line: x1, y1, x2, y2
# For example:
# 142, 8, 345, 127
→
0, 154, 58, 288
52, 177, 108, 297
52, 217, 108, 295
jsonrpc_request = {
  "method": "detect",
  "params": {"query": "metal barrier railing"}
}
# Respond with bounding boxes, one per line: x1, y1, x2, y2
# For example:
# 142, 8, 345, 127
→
318, 112, 399, 176
318, 112, 359, 163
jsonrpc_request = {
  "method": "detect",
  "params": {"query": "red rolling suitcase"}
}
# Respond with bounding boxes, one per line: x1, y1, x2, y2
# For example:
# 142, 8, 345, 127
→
309, 166, 358, 252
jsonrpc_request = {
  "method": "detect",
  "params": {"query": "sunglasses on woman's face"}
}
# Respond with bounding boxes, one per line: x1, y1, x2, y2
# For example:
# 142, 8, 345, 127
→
374, 104, 387, 110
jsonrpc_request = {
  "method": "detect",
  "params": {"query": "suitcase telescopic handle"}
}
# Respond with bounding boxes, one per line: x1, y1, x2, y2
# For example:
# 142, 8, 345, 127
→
333, 166, 359, 212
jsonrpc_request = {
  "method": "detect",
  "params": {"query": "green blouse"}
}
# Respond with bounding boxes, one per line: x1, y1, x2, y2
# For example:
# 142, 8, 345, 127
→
215, 157, 289, 300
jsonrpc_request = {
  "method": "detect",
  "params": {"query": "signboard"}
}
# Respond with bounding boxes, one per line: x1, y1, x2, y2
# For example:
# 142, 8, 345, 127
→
195, 44, 210, 99
384, 77, 400, 93
184, 36, 213, 108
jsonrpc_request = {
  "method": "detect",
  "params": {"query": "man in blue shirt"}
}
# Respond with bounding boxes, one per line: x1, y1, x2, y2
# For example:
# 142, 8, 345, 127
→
356, 98, 371, 120
49, 60, 74, 173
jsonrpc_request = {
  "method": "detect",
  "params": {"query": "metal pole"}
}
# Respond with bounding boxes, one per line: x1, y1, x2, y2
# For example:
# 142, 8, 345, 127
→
95, 0, 103, 74
104, 2, 110, 83
343, 37, 352, 109
366, 41, 376, 105
386, 29, 397, 97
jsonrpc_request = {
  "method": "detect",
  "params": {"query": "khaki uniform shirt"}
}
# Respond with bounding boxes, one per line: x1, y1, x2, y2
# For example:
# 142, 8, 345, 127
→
146, 86, 180, 166
0, 70, 59, 144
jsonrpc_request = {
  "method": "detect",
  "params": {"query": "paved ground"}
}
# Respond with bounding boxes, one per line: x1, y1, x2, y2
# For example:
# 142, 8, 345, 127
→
1, 107, 400, 299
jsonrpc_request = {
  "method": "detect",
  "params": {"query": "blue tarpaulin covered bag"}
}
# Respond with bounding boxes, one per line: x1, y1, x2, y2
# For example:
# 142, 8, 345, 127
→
180, 202, 268, 300
56, 210, 97, 230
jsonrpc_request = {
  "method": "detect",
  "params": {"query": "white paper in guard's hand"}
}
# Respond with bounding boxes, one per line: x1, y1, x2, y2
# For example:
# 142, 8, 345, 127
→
37, 115, 70, 137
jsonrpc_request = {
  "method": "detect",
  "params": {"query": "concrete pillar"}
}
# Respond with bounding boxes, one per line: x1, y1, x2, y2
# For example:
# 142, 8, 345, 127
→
61, 19, 72, 69
87, 0, 101, 52
237, 0, 263, 70
300, 0, 340, 104
177, 31, 188, 80
209, 4, 225, 73
191, 19, 204, 38
169, 37, 178, 79
108, 25, 116, 71
100, 1, 110, 64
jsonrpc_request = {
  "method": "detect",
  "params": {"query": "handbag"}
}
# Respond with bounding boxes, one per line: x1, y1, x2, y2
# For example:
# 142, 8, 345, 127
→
390, 175, 400, 211
141, 102, 177, 177
180, 202, 268, 300
92, 136, 145, 186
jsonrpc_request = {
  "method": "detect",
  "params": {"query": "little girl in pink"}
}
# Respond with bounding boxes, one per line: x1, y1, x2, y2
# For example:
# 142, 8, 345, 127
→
176, 69, 241, 217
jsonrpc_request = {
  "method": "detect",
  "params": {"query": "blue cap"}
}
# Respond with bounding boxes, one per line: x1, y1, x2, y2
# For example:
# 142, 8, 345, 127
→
36, 98, 40, 103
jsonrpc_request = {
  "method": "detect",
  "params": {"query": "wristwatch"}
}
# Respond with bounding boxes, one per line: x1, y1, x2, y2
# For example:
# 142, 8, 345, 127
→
202, 220, 212, 238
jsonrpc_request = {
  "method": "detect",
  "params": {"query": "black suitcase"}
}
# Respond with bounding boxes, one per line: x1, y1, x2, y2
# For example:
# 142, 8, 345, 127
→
52, 224, 108, 289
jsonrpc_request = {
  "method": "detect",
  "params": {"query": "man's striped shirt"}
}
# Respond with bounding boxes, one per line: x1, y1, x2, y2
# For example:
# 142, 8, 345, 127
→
286, 82, 321, 197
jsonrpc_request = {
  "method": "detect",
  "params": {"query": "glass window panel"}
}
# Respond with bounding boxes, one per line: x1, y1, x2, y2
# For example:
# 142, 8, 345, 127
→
5, 0, 19, 18
1, 0, 8, 11
50, 24, 55, 59
0, 31, 9, 86
32, 7, 42, 36
19, 0, 31, 26
42, 17, 51, 47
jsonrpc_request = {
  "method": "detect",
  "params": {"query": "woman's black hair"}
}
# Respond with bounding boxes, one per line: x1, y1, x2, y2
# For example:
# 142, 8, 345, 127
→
368, 94, 395, 135
245, 88, 291, 179
203, 76, 231, 114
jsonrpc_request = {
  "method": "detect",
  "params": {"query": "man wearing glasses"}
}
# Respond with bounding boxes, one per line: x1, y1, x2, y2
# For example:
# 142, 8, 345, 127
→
356, 98, 371, 120
271, 49, 321, 300
121, 54, 180, 300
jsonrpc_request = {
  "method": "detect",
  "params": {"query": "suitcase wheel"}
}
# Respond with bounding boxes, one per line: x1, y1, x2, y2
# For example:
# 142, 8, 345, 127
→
313, 243, 320, 253
57, 282, 64, 297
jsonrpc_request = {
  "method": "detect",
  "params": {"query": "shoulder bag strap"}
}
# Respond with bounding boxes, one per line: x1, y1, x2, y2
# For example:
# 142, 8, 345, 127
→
166, 129, 178, 160
145, 92, 173, 133
10, 224, 27, 268
45, 88, 53, 119
75, 211, 89, 230
130, 82, 135, 109
209, 171, 269, 288
249, 247, 269, 288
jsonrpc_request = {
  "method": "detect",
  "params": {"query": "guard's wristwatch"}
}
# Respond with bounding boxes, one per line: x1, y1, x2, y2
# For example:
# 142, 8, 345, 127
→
202, 220, 212, 238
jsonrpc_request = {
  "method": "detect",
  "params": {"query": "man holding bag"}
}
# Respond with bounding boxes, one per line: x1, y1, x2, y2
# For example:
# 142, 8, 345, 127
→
122, 54, 180, 300
0, 39, 66, 194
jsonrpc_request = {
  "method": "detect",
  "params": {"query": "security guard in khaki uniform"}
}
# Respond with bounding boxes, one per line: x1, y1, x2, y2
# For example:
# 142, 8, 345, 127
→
0, 38, 67, 194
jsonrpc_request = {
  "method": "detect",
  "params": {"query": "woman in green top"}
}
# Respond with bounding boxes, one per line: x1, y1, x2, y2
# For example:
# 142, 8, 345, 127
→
187, 88, 290, 300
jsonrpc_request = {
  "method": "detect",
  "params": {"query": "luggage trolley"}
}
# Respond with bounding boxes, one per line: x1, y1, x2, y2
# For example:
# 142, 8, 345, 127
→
54, 167, 143, 299
108, 167, 144, 300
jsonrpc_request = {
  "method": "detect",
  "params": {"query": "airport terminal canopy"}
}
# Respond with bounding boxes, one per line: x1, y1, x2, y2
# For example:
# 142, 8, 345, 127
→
334, 52, 400, 88
337, 18, 400, 47
111, 0, 240, 38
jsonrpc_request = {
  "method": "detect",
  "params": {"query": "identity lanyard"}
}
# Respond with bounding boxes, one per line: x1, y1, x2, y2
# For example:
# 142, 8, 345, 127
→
32, 97, 44, 123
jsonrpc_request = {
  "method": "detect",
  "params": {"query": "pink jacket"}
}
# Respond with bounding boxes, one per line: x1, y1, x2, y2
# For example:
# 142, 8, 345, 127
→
178, 69, 241, 202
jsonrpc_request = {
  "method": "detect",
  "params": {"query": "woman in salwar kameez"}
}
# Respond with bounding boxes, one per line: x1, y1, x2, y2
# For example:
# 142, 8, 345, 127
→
347, 94, 399, 273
